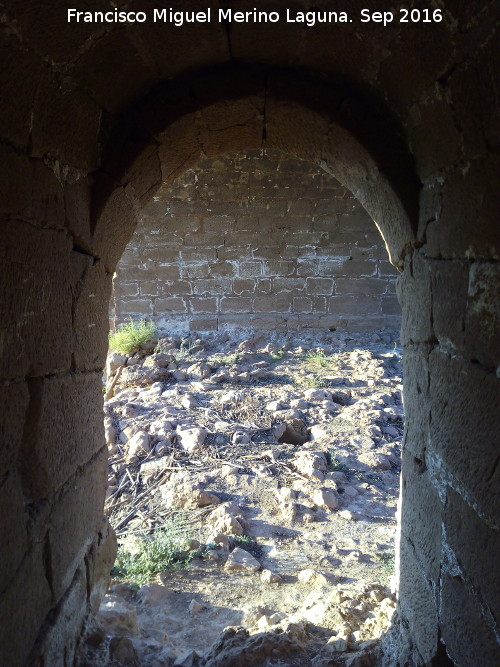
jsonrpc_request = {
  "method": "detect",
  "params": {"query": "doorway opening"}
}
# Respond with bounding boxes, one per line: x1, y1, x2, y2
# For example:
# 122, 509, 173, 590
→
96, 149, 404, 665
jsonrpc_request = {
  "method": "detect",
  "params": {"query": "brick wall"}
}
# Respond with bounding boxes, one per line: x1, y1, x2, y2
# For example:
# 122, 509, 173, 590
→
112, 150, 400, 333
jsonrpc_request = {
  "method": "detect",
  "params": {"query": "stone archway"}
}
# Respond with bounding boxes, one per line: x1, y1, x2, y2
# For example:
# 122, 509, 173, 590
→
0, 16, 498, 660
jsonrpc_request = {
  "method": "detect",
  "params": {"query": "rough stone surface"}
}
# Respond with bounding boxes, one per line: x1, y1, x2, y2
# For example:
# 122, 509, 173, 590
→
112, 150, 399, 334
0, 5, 498, 665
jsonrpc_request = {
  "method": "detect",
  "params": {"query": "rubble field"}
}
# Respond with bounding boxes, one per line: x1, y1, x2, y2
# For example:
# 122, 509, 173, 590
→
83, 329, 404, 667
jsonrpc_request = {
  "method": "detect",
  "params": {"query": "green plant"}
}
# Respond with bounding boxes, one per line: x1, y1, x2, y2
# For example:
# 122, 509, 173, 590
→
328, 453, 350, 474
175, 339, 197, 361
212, 352, 240, 366
376, 551, 395, 583
109, 319, 157, 355
295, 373, 327, 389
304, 349, 329, 368
269, 350, 285, 363
111, 521, 193, 585
233, 534, 253, 548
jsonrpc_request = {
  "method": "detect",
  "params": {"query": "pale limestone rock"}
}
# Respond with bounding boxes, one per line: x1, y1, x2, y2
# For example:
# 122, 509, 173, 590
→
137, 583, 173, 605
188, 599, 204, 615
313, 488, 339, 510
261, 569, 282, 584
127, 430, 150, 460
225, 547, 260, 572
98, 595, 139, 635
176, 426, 207, 453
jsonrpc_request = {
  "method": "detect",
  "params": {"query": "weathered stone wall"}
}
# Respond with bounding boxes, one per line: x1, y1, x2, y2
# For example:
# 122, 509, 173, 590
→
112, 150, 399, 334
0, 2, 498, 665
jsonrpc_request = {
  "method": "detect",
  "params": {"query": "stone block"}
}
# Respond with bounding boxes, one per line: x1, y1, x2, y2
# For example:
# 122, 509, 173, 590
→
115, 282, 139, 298
436, 157, 500, 260
287, 199, 314, 215
253, 294, 292, 313
210, 261, 237, 278
238, 262, 263, 278
465, 262, 500, 368
338, 258, 378, 278
0, 35, 42, 146
381, 296, 402, 315
402, 348, 430, 459
398, 253, 433, 345
32, 69, 101, 172
30, 567, 88, 667
0, 471, 28, 594
86, 519, 118, 614
203, 214, 235, 232
312, 296, 327, 314
263, 260, 296, 276
117, 265, 151, 282
155, 297, 187, 313
0, 542, 52, 667
429, 349, 500, 522
119, 299, 154, 316
166, 280, 193, 295
154, 264, 181, 281
400, 450, 443, 580
0, 221, 72, 379
297, 259, 319, 276
19, 373, 105, 499
0, 380, 29, 477
138, 281, 158, 296
220, 297, 252, 313
232, 279, 256, 295
272, 277, 305, 292
72, 260, 112, 371
335, 277, 387, 295
293, 297, 313, 314
441, 572, 500, 667
398, 537, 439, 664
255, 279, 272, 294
305, 277, 334, 295
193, 279, 231, 296
185, 263, 211, 279
0, 146, 65, 229
189, 318, 218, 332
444, 487, 500, 624
92, 181, 138, 271
48, 448, 107, 600
328, 295, 381, 316
431, 260, 468, 350
189, 298, 218, 314
180, 249, 218, 263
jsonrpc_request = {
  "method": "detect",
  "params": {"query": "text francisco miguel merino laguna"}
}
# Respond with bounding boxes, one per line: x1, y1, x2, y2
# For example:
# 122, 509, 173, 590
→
68, 7, 360, 27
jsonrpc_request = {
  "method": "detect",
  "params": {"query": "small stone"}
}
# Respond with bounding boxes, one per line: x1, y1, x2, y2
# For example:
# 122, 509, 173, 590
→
98, 595, 139, 635
137, 583, 173, 605
127, 430, 150, 460
181, 394, 198, 409
188, 599, 204, 615
106, 353, 127, 376
304, 388, 332, 402
313, 488, 339, 510
174, 649, 199, 667
326, 636, 348, 652
176, 427, 207, 453
225, 547, 261, 572
261, 569, 282, 584
109, 637, 139, 666
297, 569, 330, 585
232, 431, 251, 444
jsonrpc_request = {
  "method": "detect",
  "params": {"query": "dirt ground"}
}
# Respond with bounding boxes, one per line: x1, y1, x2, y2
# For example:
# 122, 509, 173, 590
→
81, 329, 403, 666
